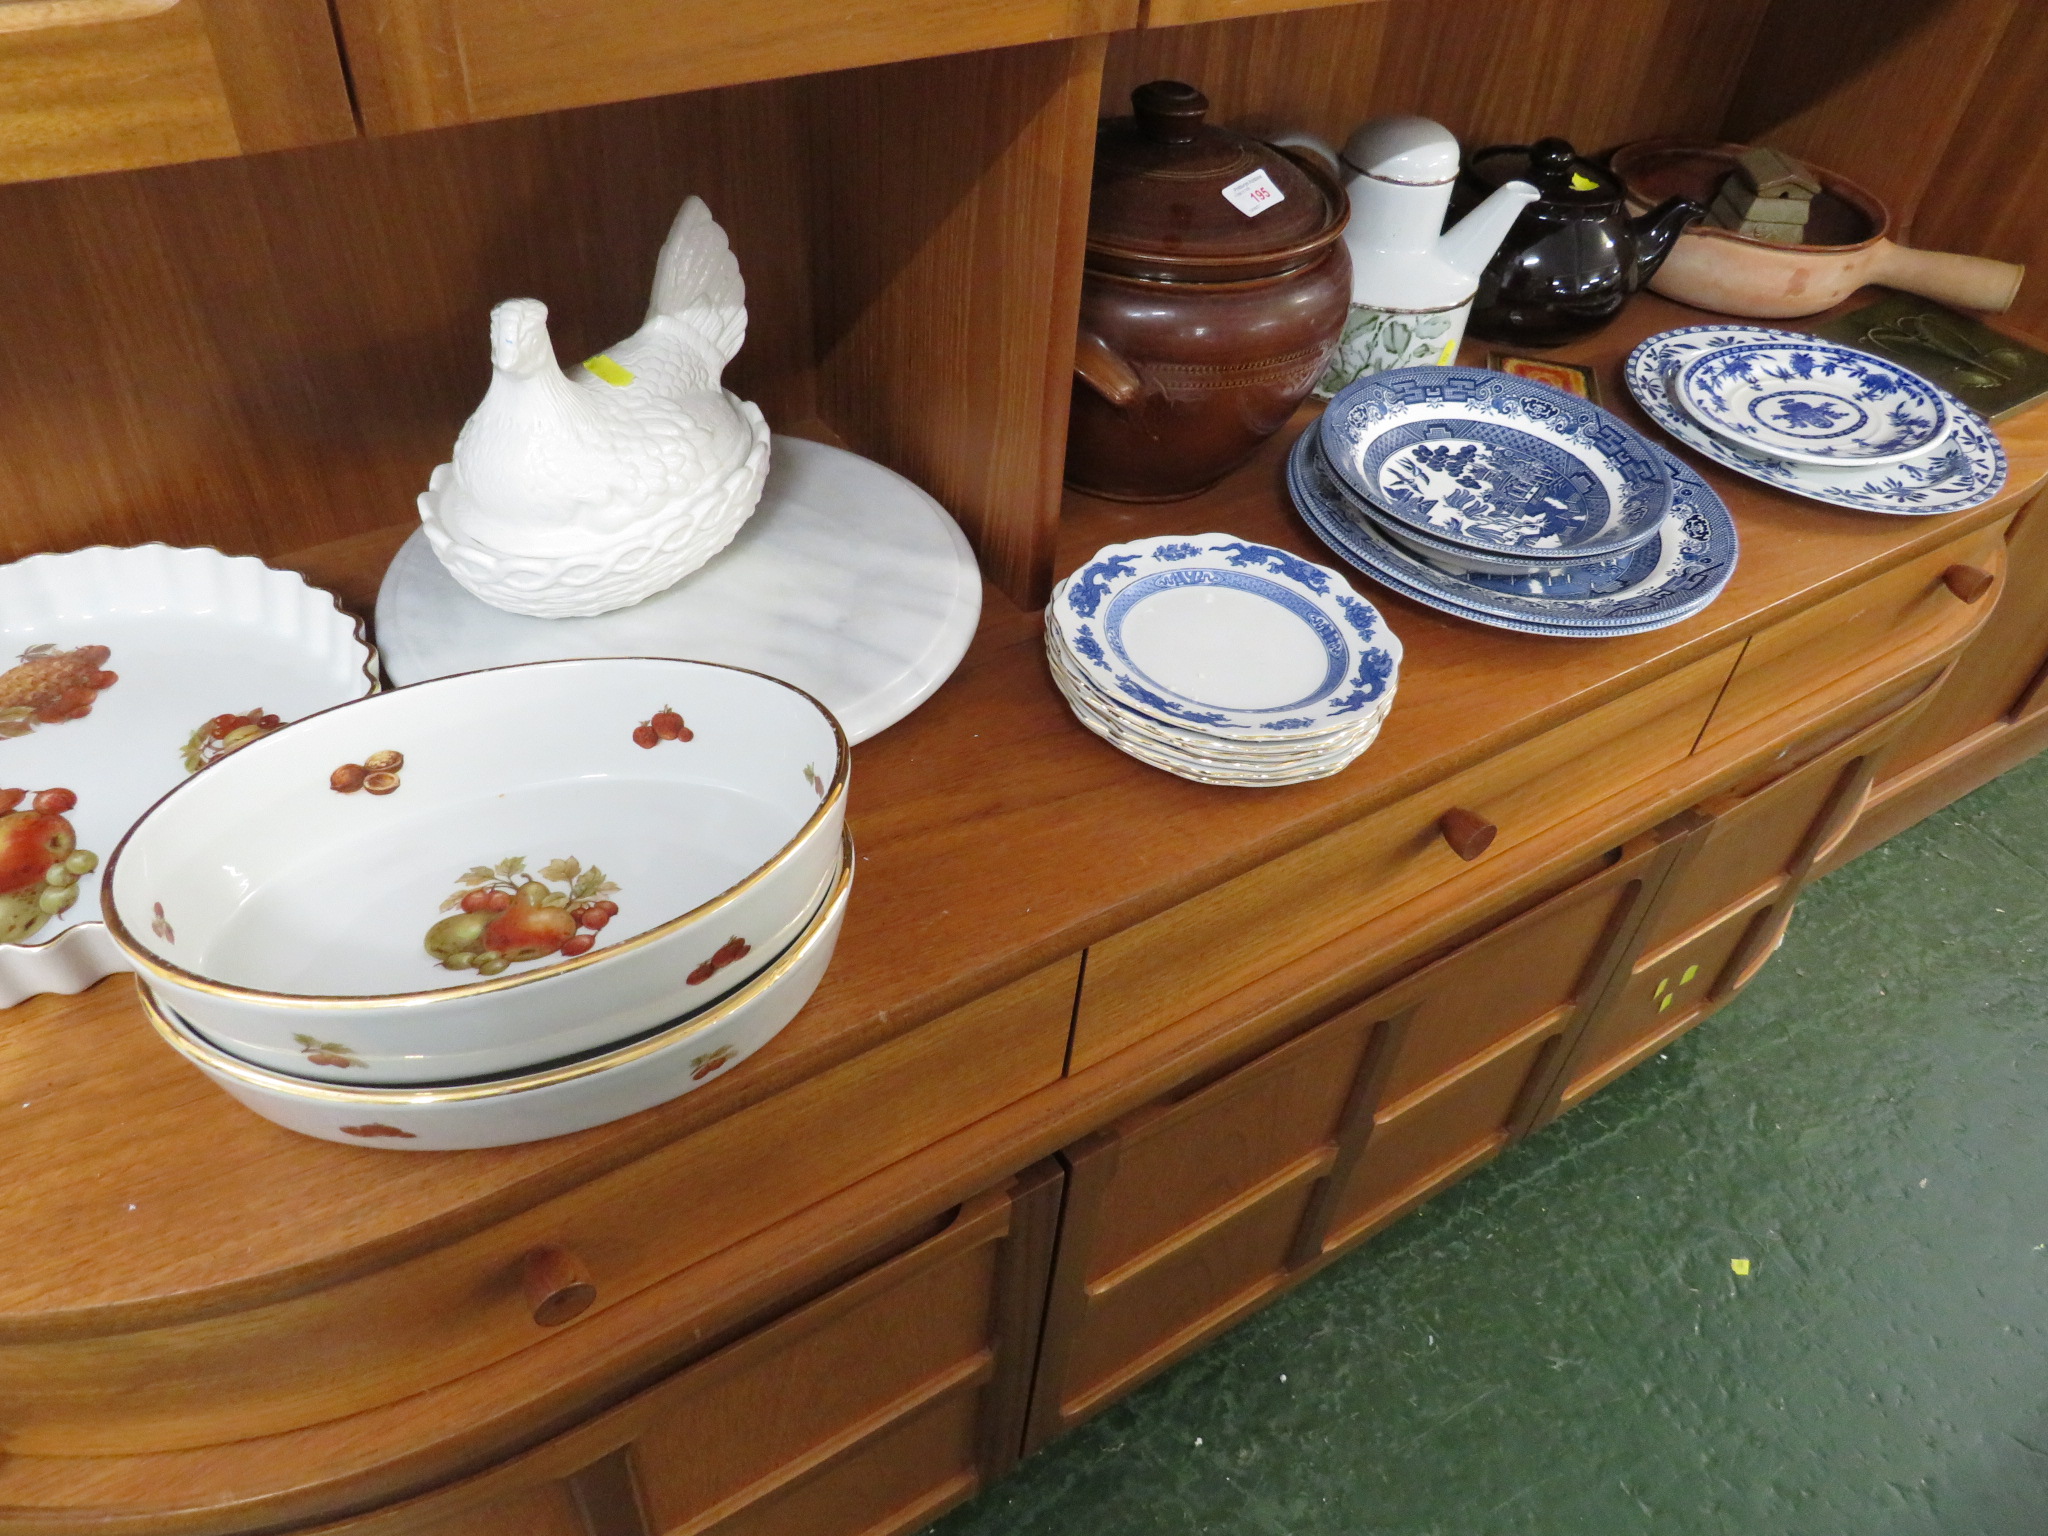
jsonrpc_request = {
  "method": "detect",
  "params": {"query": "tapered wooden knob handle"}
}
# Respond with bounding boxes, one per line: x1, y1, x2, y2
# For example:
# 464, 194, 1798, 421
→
1438, 807, 1497, 861
1942, 564, 1995, 604
523, 1245, 596, 1327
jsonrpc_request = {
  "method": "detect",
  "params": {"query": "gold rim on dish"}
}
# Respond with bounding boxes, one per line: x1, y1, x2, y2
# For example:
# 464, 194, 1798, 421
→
101, 657, 850, 1010
138, 830, 852, 1104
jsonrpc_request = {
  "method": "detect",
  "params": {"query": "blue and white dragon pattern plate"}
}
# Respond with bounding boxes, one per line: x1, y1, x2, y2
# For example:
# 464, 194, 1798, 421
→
1048, 533, 1403, 739
1627, 326, 2006, 516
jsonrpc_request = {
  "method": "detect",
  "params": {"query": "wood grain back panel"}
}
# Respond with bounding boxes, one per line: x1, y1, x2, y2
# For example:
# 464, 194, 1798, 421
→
0, 84, 816, 567
1913, 3, 2048, 334
805, 38, 1104, 605
1103, 0, 1769, 155
1722, 0, 2020, 235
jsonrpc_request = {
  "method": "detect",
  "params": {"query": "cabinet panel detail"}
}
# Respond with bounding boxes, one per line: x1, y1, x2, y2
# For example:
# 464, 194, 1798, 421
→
334, 0, 1136, 134
0, 0, 353, 184
1321, 1025, 1556, 1254
1073, 647, 1738, 1070
1697, 524, 2008, 753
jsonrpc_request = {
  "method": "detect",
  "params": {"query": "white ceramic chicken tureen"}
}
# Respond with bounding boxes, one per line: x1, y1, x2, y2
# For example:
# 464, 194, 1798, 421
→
418, 197, 773, 618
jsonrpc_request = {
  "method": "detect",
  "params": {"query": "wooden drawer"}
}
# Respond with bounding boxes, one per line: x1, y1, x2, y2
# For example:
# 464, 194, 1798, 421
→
1072, 646, 1739, 1070
1560, 891, 1776, 1111
1057, 1175, 1322, 1425
0, 961, 1075, 1455
0, 0, 353, 184
1698, 523, 2007, 753
1322, 1022, 1555, 1252
332, 0, 1136, 132
308, 1170, 1059, 1536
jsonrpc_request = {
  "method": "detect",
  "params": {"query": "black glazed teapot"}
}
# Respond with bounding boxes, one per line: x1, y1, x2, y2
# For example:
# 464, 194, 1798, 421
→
1455, 137, 1703, 346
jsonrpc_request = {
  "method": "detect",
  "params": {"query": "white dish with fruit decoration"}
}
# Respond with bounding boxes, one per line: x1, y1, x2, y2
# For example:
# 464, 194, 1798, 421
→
104, 657, 848, 1084
0, 545, 378, 1008
139, 843, 853, 1149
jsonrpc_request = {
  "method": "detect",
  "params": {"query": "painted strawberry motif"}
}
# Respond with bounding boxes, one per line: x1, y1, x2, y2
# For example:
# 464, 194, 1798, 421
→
182, 708, 284, 772
686, 935, 752, 986
690, 1045, 737, 1080
293, 1033, 365, 1069
634, 706, 694, 747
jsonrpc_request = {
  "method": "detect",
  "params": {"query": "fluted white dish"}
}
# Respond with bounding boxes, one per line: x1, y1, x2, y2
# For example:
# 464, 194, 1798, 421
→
104, 657, 847, 1083
0, 544, 377, 1007
143, 849, 852, 1150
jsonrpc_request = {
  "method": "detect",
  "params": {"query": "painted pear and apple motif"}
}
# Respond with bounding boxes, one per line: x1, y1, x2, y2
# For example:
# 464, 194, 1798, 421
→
0, 787, 101, 944
424, 856, 621, 976
0, 644, 118, 740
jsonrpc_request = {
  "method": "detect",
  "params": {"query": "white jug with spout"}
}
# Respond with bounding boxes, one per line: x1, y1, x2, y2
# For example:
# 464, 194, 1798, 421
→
1275, 118, 1537, 394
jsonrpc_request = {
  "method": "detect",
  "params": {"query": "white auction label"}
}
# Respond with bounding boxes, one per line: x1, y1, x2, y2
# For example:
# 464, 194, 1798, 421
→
1221, 168, 1286, 217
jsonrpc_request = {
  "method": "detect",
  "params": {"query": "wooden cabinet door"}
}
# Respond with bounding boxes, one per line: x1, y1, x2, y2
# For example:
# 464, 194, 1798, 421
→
305, 1168, 1061, 1536
332, 0, 1136, 133
1541, 696, 1921, 1119
0, 0, 354, 184
1027, 835, 1681, 1448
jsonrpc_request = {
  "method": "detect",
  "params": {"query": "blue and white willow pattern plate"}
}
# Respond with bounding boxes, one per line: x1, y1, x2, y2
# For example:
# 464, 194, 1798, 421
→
1049, 533, 1402, 738
1319, 366, 1671, 560
1674, 336, 1952, 466
1626, 326, 2007, 516
1288, 431, 1737, 638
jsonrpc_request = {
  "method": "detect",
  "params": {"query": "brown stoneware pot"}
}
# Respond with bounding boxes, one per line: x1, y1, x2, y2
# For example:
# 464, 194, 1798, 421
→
1066, 81, 1350, 502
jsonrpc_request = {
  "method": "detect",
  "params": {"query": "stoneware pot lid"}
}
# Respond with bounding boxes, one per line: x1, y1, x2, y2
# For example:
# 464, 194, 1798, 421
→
1086, 80, 1343, 282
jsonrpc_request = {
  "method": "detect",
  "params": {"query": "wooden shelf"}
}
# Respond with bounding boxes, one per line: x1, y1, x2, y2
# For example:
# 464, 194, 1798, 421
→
3, 293, 2042, 1340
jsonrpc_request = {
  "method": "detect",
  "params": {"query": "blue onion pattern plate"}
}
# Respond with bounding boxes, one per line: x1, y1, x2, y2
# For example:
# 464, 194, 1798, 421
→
1626, 325, 2007, 516
1318, 366, 1671, 560
1287, 431, 1737, 638
1048, 533, 1402, 739
1675, 337, 1952, 466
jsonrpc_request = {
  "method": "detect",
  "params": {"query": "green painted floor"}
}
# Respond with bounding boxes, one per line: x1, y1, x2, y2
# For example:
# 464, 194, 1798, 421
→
933, 752, 2048, 1536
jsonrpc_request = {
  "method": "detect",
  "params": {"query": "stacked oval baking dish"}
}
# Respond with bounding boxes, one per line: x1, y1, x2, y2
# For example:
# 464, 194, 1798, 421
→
1293, 365, 1738, 636
1045, 533, 1401, 786
102, 657, 851, 1150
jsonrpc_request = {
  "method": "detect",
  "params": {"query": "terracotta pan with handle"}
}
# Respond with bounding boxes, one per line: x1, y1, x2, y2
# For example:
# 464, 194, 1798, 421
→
1608, 138, 2024, 319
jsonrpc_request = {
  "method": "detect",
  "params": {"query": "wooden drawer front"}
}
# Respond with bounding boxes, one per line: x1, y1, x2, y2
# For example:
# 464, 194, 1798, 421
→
1059, 1177, 1322, 1423
1699, 523, 2006, 753
1641, 705, 1904, 954
285, 1174, 1057, 1536
630, 1240, 999, 1527
333, 0, 1135, 132
0, 961, 1075, 1455
678, 1390, 982, 1536
1073, 647, 1738, 1070
1562, 893, 1776, 1112
0, 0, 354, 183
1084, 1014, 1371, 1280
1369, 841, 1664, 1108
1323, 1024, 1555, 1253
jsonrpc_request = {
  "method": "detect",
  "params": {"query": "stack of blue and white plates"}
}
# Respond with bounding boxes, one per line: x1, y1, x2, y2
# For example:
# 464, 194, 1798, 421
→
1624, 324, 2006, 516
1290, 366, 1738, 638
1045, 533, 1402, 787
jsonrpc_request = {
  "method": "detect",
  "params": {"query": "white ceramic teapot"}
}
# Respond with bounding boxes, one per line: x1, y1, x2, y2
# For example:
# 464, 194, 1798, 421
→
1274, 118, 1538, 394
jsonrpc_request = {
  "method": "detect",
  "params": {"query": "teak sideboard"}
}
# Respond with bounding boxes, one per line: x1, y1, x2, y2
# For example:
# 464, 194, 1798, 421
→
3, 1, 2048, 1532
